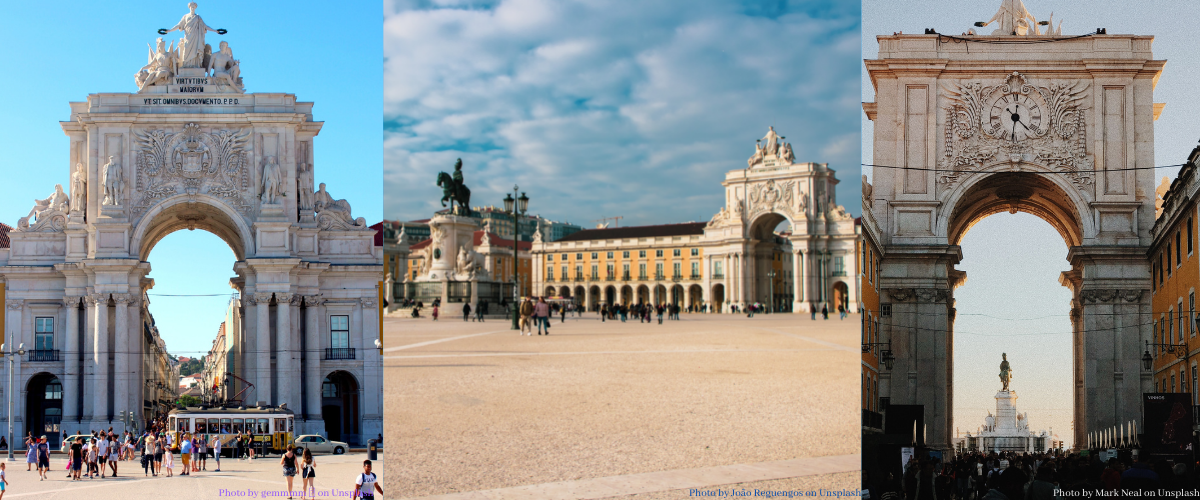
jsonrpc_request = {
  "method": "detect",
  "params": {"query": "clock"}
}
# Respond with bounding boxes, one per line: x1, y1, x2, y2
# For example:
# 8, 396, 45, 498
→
987, 92, 1043, 142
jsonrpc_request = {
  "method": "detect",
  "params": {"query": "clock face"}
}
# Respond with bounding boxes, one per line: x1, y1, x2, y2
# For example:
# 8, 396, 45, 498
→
987, 93, 1042, 142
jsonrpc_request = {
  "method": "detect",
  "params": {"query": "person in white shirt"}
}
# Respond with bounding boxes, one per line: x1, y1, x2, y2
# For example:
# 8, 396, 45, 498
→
354, 460, 382, 500
96, 438, 108, 478
211, 436, 222, 472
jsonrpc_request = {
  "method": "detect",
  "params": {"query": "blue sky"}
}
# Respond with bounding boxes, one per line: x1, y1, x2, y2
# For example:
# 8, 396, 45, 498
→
862, 0, 1200, 448
384, 0, 862, 226
0, 1, 382, 359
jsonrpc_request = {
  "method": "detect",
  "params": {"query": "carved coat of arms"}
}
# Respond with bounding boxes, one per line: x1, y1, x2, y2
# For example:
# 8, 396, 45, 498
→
133, 122, 251, 215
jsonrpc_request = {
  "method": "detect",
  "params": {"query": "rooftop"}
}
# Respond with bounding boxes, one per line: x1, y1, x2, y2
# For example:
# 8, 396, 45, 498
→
554, 222, 707, 242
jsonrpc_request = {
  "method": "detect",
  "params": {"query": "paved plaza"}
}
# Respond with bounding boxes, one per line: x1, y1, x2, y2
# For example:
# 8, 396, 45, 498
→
383, 312, 860, 499
0, 452, 380, 499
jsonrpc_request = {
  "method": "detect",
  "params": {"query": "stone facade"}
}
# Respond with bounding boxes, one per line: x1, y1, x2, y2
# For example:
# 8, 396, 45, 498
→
0, 6, 381, 444
532, 127, 858, 314
865, 7, 1163, 449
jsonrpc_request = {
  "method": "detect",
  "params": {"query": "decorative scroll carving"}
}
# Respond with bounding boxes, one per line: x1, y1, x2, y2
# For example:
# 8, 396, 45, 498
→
5, 300, 22, 311
886, 288, 949, 303
133, 123, 251, 216
303, 295, 324, 307
1080, 289, 1145, 303
939, 72, 1093, 190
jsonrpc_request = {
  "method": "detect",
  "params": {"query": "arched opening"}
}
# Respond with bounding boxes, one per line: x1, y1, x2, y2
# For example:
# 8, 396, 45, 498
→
654, 285, 667, 306
559, 286, 571, 299
747, 213, 795, 309
636, 285, 650, 305
688, 284, 703, 311
833, 282, 850, 313
26, 373, 62, 448
670, 285, 684, 306
953, 212, 1075, 450
574, 286, 586, 308
620, 285, 633, 306
321, 371, 360, 445
544, 286, 556, 298
588, 286, 601, 311
711, 284, 725, 313
604, 286, 616, 307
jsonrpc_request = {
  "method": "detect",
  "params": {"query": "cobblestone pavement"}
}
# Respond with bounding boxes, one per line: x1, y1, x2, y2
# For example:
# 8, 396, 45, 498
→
384, 312, 859, 498
0, 451, 379, 499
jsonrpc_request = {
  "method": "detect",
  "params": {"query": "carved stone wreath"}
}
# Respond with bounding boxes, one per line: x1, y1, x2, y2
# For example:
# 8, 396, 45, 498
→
132, 123, 252, 217
939, 72, 1093, 191
1080, 289, 1144, 303
886, 287, 949, 303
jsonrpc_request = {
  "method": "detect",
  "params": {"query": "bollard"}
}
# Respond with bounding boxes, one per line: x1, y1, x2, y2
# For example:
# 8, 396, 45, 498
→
368, 439, 377, 460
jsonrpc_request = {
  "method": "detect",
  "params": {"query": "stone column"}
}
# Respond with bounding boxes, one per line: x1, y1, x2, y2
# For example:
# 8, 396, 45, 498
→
792, 250, 804, 313
254, 292, 274, 405
113, 294, 129, 423
361, 296, 382, 430
82, 296, 96, 422
276, 293, 294, 409
92, 293, 108, 423
304, 296, 323, 422
128, 296, 142, 429
722, 255, 731, 313
62, 297, 80, 423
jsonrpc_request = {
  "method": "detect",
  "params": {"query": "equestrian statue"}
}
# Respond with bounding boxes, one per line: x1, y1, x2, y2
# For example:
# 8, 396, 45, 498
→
437, 158, 472, 216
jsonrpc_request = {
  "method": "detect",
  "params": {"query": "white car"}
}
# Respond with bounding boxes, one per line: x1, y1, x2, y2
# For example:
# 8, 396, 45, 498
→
293, 435, 348, 455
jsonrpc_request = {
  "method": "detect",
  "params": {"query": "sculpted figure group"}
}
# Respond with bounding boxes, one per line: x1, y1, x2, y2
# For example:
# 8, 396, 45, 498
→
135, 2, 242, 92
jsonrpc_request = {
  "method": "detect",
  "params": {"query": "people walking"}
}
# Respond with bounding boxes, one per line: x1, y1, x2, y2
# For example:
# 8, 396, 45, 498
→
432, 304, 439, 321
281, 445, 299, 499
35, 437, 48, 481
534, 297, 551, 335
822, 304, 829, 320
300, 448, 316, 500
354, 460, 382, 500
519, 297, 534, 335
211, 435, 223, 472
163, 441, 174, 477
179, 435, 191, 476
462, 302, 471, 321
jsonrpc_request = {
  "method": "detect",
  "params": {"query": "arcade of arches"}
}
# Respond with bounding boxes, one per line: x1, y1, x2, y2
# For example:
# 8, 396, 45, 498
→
531, 127, 859, 315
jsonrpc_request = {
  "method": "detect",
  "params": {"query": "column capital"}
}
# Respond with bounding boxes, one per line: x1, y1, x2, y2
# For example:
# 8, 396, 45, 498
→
361, 297, 378, 308
63, 296, 82, 307
5, 300, 22, 311
86, 293, 108, 305
252, 292, 275, 304
276, 293, 295, 304
113, 293, 132, 305
303, 295, 324, 307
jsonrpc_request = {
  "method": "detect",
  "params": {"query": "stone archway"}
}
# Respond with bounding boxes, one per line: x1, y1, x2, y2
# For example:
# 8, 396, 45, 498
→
620, 285, 633, 306
588, 285, 601, 311
636, 285, 650, 305
321, 370, 360, 445
26, 373, 63, 448
866, 44, 1160, 452
1, 11, 382, 442
711, 284, 725, 313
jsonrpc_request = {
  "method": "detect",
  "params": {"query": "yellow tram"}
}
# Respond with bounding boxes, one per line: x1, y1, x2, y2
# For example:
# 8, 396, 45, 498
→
167, 405, 295, 456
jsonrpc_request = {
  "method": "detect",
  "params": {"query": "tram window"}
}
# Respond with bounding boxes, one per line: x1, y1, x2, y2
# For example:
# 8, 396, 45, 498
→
177, 418, 189, 432
233, 418, 244, 433
275, 418, 286, 433
289, 417, 294, 432
169, 417, 176, 430
257, 419, 269, 433
221, 418, 231, 434
195, 418, 206, 434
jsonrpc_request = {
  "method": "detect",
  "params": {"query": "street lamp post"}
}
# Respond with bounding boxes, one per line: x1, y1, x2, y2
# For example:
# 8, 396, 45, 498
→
766, 269, 776, 314
502, 187, 530, 330
1143, 339, 1193, 394
2, 342, 25, 462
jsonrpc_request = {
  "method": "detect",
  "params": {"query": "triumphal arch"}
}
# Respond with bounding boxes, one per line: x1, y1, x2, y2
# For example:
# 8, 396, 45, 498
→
865, 2, 1162, 450
0, 4, 381, 442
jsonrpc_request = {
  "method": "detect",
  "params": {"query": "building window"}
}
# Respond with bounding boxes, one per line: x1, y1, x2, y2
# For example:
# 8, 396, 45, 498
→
714, 261, 723, 276
655, 262, 663, 278
591, 252, 598, 259
1191, 217, 1196, 255
639, 263, 646, 279
1169, 310, 1174, 346
330, 315, 350, 349
561, 266, 567, 279
576, 253, 583, 260
546, 267, 554, 280
591, 265, 598, 279
1180, 306, 1185, 342
575, 265, 582, 279
606, 264, 614, 278
639, 250, 646, 258
691, 262, 699, 277
1192, 292, 1197, 337
547, 254, 553, 262
34, 317, 53, 350
1193, 365, 1198, 403
322, 377, 338, 398
1177, 231, 1183, 266
561, 253, 568, 260
691, 248, 699, 256
673, 262, 681, 277
833, 257, 845, 275
673, 249, 681, 257
1168, 248, 1173, 276
623, 251, 629, 259
622, 264, 630, 278
607, 252, 613, 259
656, 250, 663, 258
45, 379, 62, 400
1172, 373, 1176, 392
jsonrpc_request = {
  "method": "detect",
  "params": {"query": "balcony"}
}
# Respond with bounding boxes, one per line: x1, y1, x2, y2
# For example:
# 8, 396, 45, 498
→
324, 348, 356, 360
712, 273, 724, 279
605, 275, 616, 281
655, 273, 665, 281
832, 270, 847, 277
689, 274, 701, 281
574, 276, 585, 282
590, 274, 600, 280
638, 274, 648, 281
27, 350, 60, 362
671, 274, 683, 282
621, 274, 631, 282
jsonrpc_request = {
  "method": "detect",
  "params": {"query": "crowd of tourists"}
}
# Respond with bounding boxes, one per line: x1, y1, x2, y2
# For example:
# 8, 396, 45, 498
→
868, 450, 1200, 500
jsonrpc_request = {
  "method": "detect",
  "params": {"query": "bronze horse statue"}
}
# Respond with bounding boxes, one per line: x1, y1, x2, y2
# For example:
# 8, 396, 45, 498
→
437, 170, 471, 215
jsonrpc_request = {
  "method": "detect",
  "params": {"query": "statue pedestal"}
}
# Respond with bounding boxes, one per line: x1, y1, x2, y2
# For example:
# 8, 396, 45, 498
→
994, 390, 1019, 433
424, 214, 479, 281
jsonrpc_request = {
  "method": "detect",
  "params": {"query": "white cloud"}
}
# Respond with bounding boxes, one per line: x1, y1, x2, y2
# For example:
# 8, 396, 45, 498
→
384, 0, 861, 225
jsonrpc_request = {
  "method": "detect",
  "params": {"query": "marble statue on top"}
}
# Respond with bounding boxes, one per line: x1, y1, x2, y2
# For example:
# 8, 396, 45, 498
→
748, 126, 795, 167
18, 184, 70, 232
208, 40, 243, 92
314, 183, 367, 230
165, 2, 224, 69
999, 352, 1013, 391
978, 0, 1062, 36
136, 37, 178, 90
101, 156, 124, 206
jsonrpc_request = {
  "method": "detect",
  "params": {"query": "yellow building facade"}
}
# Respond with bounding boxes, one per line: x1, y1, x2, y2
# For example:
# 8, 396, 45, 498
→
1150, 148, 1200, 401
